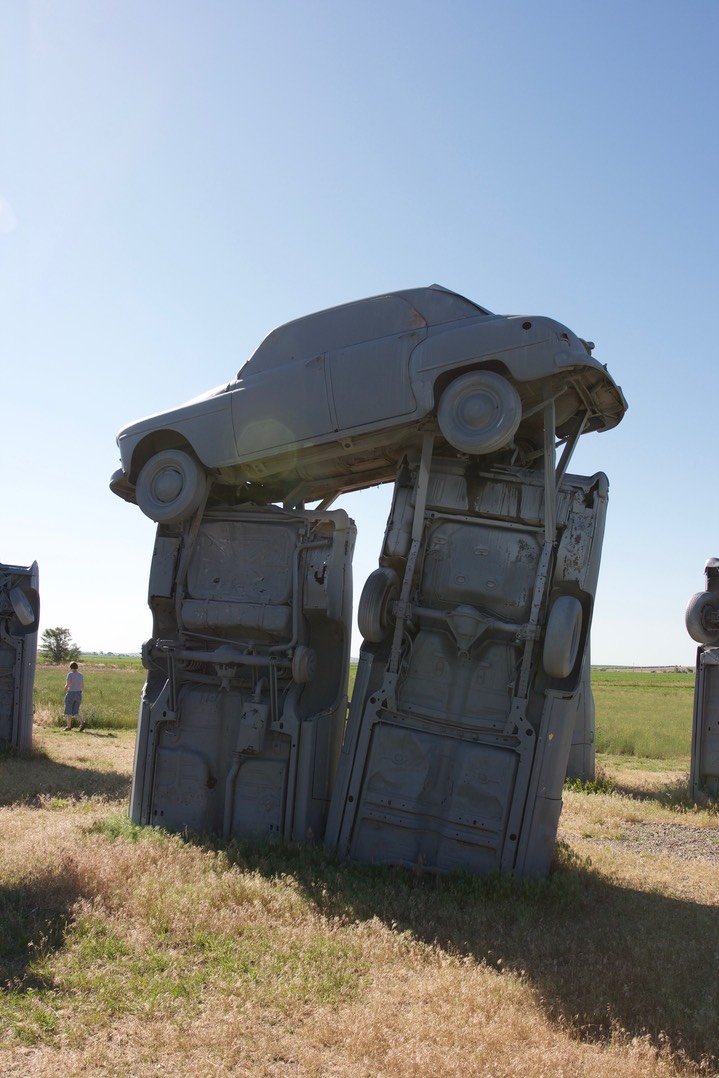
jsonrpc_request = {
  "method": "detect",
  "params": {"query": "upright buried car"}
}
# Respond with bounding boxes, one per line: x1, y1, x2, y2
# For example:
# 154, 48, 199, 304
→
0, 561, 40, 750
325, 447, 611, 877
129, 506, 356, 841
685, 559, 719, 800
111, 285, 626, 519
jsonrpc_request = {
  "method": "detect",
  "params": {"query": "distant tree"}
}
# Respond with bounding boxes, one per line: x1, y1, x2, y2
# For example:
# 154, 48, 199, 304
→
41, 627, 81, 664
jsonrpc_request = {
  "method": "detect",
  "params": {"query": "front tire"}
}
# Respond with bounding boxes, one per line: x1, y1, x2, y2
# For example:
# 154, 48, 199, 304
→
135, 449, 207, 524
438, 371, 522, 455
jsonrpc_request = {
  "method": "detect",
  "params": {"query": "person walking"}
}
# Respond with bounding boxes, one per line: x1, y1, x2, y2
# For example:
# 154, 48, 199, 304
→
63, 661, 86, 730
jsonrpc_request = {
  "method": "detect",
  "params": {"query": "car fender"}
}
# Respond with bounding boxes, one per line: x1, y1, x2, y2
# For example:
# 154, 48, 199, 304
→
412, 314, 577, 384
117, 391, 235, 478
411, 314, 626, 429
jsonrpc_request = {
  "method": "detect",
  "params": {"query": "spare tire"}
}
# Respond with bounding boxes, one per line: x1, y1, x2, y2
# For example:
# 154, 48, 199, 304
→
543, 595, 583, 679
685, 591, 719, 646
357, 567, 399, 643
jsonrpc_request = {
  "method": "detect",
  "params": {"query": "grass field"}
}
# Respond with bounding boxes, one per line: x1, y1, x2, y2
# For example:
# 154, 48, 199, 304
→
33, 659, 698, 762
591, 668, 695, 760
3, 660, 715, 1076
33, 659, 146, 731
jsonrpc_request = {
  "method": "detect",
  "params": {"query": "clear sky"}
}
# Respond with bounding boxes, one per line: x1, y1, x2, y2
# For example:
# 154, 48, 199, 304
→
1, 0, 717, 665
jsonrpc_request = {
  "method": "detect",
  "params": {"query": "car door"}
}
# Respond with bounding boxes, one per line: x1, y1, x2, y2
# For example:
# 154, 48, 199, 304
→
231, 352, 335, 461
327, 329, 421, 432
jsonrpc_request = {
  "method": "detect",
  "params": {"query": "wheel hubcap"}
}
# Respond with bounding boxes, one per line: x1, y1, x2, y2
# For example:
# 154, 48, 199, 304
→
460, 391, 499, 431
153, 468, 183, 504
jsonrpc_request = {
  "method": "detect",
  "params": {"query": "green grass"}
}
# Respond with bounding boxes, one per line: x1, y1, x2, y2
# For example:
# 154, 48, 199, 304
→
354, 663, 695, 762
591, 669, 694, 759
4, 666, 716, 1074
31, 660, 696, 762
564, 769, 618, 795
34, 658, 146, 731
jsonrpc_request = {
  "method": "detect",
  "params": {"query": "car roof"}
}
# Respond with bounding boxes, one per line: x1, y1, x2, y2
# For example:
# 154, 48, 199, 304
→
237, 285, 492, 376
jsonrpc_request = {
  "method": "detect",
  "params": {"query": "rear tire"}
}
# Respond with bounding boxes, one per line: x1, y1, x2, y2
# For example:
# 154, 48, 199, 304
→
135, 449, 207, 524
438, 371, 522, 455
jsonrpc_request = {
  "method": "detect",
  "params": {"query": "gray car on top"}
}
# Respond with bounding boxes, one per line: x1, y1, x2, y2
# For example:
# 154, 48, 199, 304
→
110, 284, 627, 521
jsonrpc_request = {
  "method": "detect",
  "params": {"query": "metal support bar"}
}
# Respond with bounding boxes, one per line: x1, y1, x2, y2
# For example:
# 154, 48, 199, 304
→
173, 476, 212, 630
555, 411, 588, 489
543, 395, 557, 545
385, 433, 435, 706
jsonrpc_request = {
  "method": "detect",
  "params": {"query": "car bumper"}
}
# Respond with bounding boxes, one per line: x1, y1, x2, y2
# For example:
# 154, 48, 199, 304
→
110, 467, 137, 505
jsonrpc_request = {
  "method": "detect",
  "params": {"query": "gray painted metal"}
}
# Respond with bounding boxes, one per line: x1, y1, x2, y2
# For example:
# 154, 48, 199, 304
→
686, 559, 719, 800
689, 648, 719, 801
129, 507, 355, 841
325, 451, 609, 877
565, 651, 596, 782
115, 285, 626, 876
0, 561, 40, 750
110, 284, 626, 520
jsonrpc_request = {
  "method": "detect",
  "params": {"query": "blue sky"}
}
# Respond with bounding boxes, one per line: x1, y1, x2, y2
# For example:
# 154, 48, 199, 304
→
1, 0, 717, 664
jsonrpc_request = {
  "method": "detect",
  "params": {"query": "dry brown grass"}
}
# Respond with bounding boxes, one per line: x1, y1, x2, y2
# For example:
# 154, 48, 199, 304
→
0, 728, 135, 807
0, 732, 717, 1077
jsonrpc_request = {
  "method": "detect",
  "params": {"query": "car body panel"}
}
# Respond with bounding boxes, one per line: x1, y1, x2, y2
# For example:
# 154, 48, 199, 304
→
231, 353, 335, 459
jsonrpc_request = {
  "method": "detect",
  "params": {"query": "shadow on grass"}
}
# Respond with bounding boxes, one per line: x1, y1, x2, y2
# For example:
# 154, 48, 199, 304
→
0, 866, 85, 987
0, 744, 131, 806
2, 811, 716, 1070
608, 773, 716, 813
215, 835, 719, 1072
